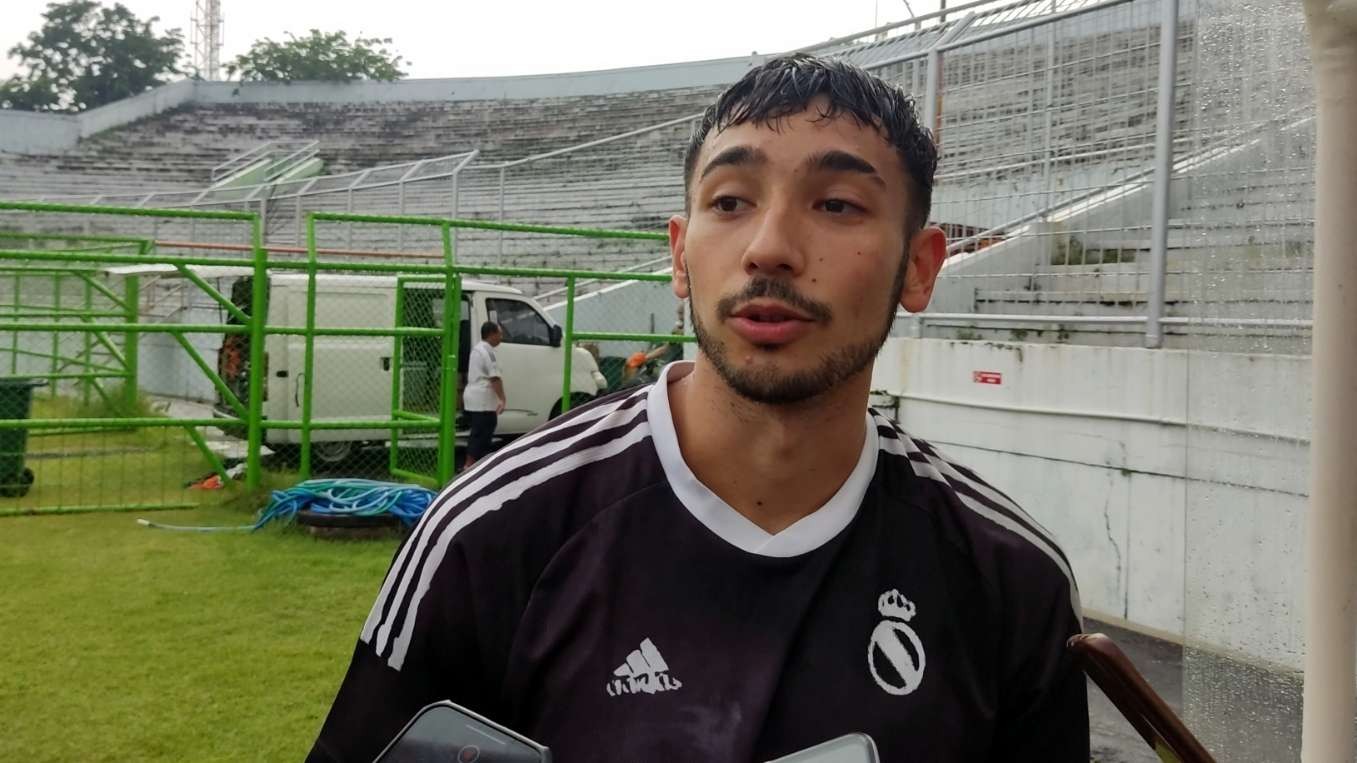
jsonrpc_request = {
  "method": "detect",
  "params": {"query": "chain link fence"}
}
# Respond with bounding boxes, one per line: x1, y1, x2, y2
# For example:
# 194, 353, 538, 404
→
0, 207, 260, 516
0, 204, 691, 515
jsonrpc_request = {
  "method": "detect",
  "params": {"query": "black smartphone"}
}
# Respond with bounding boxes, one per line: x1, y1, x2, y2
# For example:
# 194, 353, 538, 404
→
373, 700, 551, 763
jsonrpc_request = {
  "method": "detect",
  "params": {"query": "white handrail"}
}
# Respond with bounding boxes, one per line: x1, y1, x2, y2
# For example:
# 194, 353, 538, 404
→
35, 150, 479, 206
210, 141, 276, 180
209, 139, 321, 183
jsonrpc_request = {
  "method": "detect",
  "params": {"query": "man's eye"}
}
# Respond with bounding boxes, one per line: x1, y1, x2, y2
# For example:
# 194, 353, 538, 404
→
821, 199, 860, 214
712, 196, 745, 213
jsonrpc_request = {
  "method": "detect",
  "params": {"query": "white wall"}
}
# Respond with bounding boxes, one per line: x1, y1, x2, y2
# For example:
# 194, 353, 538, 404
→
872, 338, 1310, 669
0, 110, 79, 153
77, 80, 197, 139
136, 304, 224, 402
0, 55, 754, 155
542, 276, 695, 359
194, 56, 753, 104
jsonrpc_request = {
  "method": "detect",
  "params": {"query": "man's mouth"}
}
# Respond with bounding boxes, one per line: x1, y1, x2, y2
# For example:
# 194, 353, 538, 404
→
731, 302, 813, 323
727, 301, 815, 346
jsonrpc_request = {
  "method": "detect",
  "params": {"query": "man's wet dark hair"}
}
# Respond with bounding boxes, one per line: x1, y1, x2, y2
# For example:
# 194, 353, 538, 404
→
683, 53, 938, 232
481, 321, 501, 340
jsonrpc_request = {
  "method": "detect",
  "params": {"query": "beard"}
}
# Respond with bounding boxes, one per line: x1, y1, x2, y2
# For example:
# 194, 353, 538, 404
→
689, 260, 906, 406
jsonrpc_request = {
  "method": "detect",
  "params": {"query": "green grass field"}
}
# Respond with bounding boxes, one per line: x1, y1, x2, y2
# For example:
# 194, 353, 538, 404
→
0, 501, 401, 761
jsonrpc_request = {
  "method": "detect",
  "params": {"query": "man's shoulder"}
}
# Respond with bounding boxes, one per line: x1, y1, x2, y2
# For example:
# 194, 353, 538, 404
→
426, 386, 660, 542
870, 410, 1082, 620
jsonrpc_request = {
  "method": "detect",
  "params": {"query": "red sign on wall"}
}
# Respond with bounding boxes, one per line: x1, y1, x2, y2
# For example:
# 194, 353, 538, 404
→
972, 371, 1003, 385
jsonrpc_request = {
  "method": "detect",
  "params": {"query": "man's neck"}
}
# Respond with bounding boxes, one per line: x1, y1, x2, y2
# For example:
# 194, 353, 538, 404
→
668, 358, 871, 535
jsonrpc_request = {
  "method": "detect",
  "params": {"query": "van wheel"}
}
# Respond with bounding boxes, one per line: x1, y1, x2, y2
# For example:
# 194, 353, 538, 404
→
549, 394, 593, 420
312, 441, 357, 464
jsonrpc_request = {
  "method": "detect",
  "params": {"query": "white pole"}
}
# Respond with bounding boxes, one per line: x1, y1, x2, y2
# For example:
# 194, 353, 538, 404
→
1301, 2, 1357, 761
923, 49, 941, 139
1144, 0, 1179, 349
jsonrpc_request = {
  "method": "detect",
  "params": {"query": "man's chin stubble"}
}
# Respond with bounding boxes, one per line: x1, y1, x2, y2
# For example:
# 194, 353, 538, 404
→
691, 328, 883, 406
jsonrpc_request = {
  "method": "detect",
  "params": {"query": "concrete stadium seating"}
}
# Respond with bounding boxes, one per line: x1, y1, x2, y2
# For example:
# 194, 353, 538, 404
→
0, 1, 1314, 354
0, 86, 720, 201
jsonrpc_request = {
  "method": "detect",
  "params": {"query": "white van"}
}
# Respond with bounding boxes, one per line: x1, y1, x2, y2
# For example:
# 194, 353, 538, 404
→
215, 273, 607, 462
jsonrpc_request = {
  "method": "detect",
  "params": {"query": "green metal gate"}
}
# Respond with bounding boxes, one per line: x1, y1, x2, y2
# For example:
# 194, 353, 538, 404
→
388, 275, 462, 487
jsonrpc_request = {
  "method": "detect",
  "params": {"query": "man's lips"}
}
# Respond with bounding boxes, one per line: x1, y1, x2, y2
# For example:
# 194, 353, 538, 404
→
731, 301, 814, 322
726, 301, 815, 346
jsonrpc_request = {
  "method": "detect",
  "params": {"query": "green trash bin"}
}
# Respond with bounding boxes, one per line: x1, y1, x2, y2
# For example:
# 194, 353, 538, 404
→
0, 377, 46, 498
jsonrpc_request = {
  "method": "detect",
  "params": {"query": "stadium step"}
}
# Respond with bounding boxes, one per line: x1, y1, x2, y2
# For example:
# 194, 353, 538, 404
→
918, 320, 1312, 355
973, 289, 1313, 321
1011, 264, 1313, 296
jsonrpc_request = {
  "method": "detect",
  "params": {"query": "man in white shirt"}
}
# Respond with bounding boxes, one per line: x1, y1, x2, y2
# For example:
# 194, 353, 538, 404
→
463, 321, 505, 468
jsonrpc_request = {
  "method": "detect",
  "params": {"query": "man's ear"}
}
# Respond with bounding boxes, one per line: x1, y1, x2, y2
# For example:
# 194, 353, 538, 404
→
900, 225, 947, 313
669, 214, 691, 300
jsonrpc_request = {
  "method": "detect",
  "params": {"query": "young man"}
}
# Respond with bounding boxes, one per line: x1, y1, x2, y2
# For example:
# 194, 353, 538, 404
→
462, 321, 505, 469
311, 54, 1087, 762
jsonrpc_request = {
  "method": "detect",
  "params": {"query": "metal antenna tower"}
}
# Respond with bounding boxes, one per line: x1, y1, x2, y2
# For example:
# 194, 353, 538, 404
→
190, 0, 223, 80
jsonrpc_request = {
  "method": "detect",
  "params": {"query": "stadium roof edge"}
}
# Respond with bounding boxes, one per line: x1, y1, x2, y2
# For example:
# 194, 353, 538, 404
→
191, 55, 757, 105
0, 54, 758, 156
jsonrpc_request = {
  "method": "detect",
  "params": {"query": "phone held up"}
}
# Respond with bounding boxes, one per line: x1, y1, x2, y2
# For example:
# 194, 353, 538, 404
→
374, 701, 549, 763
375, 700, 879, 763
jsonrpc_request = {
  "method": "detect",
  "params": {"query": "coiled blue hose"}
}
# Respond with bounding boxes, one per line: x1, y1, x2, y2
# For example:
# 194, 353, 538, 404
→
137, 478, 436, 532
254, 478, 435, 528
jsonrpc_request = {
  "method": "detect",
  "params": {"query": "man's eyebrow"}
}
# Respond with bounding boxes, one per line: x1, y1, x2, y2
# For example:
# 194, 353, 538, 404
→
805, 150, 885, 187
699, 145, 767, 181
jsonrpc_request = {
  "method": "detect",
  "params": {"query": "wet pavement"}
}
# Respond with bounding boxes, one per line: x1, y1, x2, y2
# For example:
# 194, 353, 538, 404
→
1087, 618, 1304, 762
1087, 619, 1182, 762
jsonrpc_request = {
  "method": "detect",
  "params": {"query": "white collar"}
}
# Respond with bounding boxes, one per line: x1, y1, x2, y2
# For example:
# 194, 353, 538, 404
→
646, 361, 879, 558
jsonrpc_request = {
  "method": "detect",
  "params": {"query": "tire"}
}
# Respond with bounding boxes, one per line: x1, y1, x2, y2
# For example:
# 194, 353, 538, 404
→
549, 393, 594, 420
296, 509, 397, 529
311, 440, 357, 464
0, 468, 33, 498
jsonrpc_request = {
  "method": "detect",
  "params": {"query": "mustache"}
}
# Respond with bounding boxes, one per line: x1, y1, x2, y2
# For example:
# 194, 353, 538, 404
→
715, 277, 833, 323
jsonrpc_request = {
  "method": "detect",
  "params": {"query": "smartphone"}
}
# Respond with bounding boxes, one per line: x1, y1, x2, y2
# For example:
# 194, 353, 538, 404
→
373, 700, 551, 763
765, 733, 880, 763
1067, 633, 1214, 763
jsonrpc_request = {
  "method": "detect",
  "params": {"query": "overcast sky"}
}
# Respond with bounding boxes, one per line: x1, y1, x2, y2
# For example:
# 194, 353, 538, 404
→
0, 0, 943, 80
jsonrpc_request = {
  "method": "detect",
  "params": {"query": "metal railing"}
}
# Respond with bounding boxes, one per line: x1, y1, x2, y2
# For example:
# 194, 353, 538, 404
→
35, 150, 476, 208
209, 139, 320, 182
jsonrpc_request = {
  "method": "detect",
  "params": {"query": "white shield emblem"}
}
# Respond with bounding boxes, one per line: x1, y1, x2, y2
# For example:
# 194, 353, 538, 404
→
868, 589, 926, 696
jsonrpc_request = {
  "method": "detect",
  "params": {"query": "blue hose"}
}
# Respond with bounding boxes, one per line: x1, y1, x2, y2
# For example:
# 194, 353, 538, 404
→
254, 478, 435, 529
137, 478, 437, 532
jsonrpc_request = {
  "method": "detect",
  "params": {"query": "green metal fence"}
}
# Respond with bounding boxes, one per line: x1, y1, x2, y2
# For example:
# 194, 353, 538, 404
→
0, 202, 692, 516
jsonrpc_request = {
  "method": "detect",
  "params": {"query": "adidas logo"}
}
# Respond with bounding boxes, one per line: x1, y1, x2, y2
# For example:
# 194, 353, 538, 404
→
605, 638, 683, 697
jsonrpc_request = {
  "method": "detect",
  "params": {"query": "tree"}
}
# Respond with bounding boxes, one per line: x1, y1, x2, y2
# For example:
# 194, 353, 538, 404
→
0, 1, 183, 112
227, 30, 407, 83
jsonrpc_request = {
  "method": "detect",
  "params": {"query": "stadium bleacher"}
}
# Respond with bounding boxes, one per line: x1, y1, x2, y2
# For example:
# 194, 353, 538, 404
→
0, 0, 1314, 351
0, 86, 721, 199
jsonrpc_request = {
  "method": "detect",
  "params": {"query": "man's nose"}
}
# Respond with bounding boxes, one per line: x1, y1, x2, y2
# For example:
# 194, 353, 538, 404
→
740, 203, 806, 277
